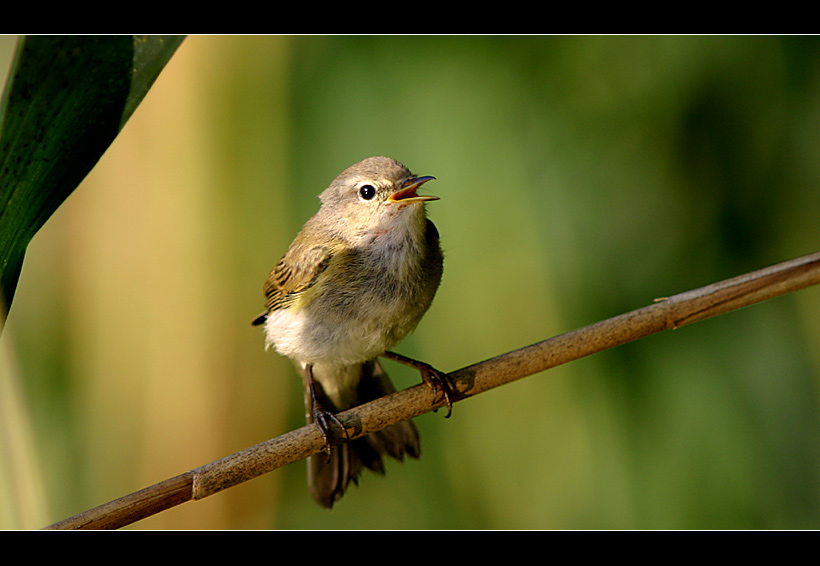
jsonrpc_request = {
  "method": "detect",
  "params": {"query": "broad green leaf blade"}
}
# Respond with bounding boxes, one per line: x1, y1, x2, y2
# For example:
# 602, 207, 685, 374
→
0, 35, 185, 324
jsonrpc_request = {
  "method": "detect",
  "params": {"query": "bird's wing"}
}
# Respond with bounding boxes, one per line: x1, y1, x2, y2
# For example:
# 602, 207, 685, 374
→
251, 242, 334, 326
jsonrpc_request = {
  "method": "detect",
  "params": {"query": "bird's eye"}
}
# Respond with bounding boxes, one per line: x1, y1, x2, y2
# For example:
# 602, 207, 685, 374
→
358, 184, 376, 200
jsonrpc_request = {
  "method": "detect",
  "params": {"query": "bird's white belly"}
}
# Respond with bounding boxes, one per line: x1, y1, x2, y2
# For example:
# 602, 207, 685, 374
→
264, 303, 407, 367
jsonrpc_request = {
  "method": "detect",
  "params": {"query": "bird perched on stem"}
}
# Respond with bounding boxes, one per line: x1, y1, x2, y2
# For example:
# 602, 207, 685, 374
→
252, 156, 453, 508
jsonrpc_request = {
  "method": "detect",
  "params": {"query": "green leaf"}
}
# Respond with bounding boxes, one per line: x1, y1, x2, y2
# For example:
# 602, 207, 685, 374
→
0, 35, 185, 327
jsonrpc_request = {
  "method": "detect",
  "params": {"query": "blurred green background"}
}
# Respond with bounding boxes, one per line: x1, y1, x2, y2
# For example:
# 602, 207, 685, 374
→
2, 35, 820, 529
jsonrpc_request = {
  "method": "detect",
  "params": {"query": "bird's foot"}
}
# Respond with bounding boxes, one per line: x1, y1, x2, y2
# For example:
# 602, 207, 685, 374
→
383, 351, 455, 418
312, 403, 349, 458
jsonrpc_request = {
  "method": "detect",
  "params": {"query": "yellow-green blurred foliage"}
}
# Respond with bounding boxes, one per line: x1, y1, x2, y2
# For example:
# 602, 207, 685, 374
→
2, 35, 820, 529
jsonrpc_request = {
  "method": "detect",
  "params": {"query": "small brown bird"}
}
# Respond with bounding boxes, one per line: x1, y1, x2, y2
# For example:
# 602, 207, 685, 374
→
253, 156, 452, 507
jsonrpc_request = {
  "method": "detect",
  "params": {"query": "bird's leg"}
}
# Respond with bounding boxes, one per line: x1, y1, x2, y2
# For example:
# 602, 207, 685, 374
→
382, 351, 455, 418
304, 363, 349, 457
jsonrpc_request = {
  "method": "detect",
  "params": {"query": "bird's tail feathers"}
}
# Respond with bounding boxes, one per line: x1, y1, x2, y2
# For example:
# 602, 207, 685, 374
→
304, 359, 420, 508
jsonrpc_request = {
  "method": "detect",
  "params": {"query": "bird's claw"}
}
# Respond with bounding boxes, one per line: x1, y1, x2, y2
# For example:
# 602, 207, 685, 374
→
382, 351, 456, 418
418, 365, 455, 418
312, 405, 349, 458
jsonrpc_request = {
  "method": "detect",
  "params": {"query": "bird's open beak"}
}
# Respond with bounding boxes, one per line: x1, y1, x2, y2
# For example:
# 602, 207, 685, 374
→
388, 176, 438, 203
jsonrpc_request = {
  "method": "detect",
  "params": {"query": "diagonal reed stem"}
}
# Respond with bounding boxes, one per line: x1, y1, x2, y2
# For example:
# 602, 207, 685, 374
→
44, 250, 820, 529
